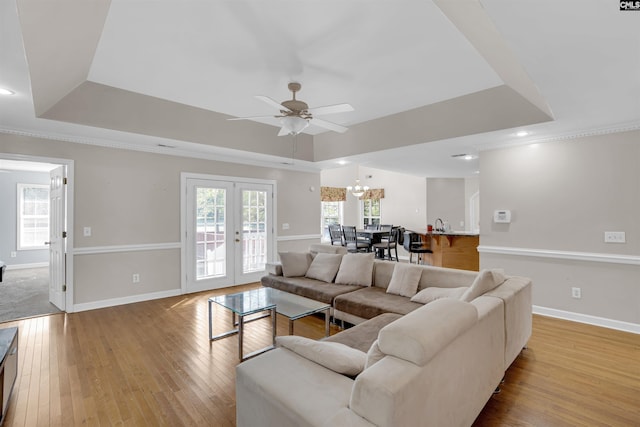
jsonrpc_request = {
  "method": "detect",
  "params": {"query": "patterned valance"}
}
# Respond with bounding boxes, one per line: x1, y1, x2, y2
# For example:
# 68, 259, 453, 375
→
321, 186, 347, 202
361, 188, 385, 200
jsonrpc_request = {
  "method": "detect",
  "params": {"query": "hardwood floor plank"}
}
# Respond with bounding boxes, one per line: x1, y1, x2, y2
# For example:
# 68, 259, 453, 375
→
1, 285, 638, 426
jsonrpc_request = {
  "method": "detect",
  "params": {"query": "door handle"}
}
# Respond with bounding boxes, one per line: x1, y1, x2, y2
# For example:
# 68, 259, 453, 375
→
44, 241, 51, 245
235, 239, 240, 242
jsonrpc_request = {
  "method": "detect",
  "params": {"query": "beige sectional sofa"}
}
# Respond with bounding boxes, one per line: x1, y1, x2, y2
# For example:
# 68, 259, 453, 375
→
238, 245, 532, 426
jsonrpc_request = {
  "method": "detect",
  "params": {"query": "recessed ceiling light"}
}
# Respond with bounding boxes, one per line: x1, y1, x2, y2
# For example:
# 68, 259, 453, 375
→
516, 131, 529, 137
0, 87, 15, 96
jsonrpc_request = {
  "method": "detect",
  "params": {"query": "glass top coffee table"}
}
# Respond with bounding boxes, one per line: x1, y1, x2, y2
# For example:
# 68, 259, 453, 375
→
208, 288, 331, 361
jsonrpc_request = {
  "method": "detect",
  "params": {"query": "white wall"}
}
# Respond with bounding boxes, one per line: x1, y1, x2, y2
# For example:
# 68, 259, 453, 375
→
479, 130, 640, 331
321, 165, 428, 231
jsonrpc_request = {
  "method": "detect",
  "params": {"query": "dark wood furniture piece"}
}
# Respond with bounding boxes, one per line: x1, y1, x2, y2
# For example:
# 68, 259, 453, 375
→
0, 261, 5, 282
328, 224, 344, 246
0, 327, 18, 425
403, 231, 433, 264
343, 226, 371, 253
372, 227, 400, 261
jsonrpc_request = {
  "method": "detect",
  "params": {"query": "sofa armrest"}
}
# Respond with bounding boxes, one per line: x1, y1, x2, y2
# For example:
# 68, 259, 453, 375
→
266, 261, 283, 276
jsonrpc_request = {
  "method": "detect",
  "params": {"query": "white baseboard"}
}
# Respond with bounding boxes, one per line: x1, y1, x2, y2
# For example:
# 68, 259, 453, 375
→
533, 305, 640, 335
6, 262, 49, 270
73, 289, 182, 313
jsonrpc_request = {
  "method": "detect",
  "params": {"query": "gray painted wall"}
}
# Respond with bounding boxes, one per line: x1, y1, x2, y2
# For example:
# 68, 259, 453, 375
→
480, 130, 640, 326
1, 133, 321, 306
0, 170, 50, 266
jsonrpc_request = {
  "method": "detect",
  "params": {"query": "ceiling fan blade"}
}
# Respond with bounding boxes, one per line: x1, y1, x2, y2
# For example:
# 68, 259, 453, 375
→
277, 127, 291, 136
227, 115, 277, 121
307, 103, 354, 116
310, 118, 349, 134
255, 95, 291, 112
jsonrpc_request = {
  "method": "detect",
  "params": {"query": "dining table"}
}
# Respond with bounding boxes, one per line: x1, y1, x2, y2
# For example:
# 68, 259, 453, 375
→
356, 229, 390, 258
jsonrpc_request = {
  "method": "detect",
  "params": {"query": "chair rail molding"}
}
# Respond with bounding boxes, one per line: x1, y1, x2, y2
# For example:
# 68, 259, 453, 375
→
74, 242, 181, 255
276, 234, 321, 242
477, 245, 640, 266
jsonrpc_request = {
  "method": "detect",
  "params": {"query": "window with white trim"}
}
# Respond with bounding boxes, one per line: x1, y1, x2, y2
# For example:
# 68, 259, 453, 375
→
362, 198, 381, 228
17, 183, 49, 250
321, 201, 343, 241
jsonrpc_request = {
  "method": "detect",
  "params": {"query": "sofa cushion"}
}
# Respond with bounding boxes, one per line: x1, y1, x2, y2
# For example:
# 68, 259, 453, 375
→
305, 253, 343, 283
410, 286, 468, 304
261, 275, 362, 305
378, 298, 478, 366
335, 253, 375, 287
460, 269, 507, 302
323, 312, 402, 353
309, 244, 348, 256
386, 263, 422, 297
416, 265, 478, 291
334, 286, 423, 320
365, 340, 386, 369
278, 252, 312, 277
276, 336, 366, 376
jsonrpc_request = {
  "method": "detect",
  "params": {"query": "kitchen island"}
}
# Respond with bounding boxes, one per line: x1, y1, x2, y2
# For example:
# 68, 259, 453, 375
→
416, 232, 479, 271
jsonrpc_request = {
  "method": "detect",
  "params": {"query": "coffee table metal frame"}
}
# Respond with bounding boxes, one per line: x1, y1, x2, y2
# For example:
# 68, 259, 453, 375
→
208, 288, 331, 361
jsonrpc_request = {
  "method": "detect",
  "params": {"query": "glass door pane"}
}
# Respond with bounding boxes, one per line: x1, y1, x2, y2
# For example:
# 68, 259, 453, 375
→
241, 189, 267, 274
196, 187, 226, 279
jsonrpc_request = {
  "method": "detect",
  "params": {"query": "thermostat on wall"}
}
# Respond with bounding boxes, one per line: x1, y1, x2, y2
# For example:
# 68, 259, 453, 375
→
493, 210, 511, 223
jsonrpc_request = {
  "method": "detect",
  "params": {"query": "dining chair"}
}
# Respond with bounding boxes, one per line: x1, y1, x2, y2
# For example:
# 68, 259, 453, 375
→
364, 224, 379, 231
328, 224, 344, 246
372, 226, 399, 261
343, 226, 371, 253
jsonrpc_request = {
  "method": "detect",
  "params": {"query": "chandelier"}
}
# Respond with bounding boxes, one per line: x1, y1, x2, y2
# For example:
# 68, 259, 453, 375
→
346, 179, 369, 197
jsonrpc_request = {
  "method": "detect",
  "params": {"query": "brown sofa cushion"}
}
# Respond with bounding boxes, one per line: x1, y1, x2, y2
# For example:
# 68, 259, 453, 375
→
333, 287, 423, 320
261, 275, 362, 305
323, 313, 402, 353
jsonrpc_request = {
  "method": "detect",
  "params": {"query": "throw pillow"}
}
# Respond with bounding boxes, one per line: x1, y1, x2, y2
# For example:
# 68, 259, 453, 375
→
460, 269, 507, 302
278, 252, 312, 277
386, 263, 422, 297
334, 253, 375, 287
365, 339, 386, 369
410, 286, 468, 304
276, 336, 367, 376
305, 253, 343, 283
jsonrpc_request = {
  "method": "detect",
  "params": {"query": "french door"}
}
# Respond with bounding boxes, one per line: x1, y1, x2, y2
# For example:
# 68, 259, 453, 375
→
184, 176, 274, 292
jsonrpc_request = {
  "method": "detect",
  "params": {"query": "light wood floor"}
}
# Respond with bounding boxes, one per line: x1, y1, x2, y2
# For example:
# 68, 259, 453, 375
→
1, 283, 639, 426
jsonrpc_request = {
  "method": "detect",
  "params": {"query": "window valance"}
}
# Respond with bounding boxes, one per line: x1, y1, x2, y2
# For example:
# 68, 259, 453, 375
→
320, 186, 347, 202
360, 188, 385, 200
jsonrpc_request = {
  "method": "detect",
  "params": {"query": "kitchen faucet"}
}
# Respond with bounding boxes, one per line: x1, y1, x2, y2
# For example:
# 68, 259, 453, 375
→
434, 218, 444, 232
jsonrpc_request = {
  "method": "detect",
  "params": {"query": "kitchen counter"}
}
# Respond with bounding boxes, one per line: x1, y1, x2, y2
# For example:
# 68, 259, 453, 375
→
414, 231, 479, 271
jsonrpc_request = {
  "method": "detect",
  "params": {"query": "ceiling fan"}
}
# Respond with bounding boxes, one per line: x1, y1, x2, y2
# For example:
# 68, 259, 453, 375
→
228, 82, 354, 136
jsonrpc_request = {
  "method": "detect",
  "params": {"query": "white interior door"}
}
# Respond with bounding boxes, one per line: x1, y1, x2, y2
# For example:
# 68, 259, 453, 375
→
49, 166, 66, 310
185, 177, 273, 293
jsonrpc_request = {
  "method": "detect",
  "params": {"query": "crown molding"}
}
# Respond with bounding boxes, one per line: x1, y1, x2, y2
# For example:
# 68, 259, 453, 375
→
0, 126, 320, 173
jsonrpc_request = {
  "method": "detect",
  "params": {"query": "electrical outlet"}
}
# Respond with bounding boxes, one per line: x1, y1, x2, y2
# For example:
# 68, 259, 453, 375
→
132, 273, 140, 283
571, 287, 581, 299
83, 226, 92, 237
282, 223, 290, 230
604, 231, 625, 243
10, 251, 16, 258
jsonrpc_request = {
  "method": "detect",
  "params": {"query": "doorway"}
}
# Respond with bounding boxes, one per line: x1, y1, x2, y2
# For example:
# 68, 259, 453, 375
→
181, 173, 275, 293
0, 154, 74, 320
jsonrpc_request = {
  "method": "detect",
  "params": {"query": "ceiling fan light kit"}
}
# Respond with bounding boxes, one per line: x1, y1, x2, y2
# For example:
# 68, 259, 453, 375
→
229, 82, 353, 136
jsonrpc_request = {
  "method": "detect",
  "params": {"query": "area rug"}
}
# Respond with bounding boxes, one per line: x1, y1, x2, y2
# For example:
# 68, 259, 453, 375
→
0, 267, 62, 323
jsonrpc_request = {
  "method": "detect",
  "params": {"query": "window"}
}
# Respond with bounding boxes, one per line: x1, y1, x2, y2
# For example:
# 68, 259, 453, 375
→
321, 201, 343, 241
17, 184, 50, 250
362, 199, 381, 228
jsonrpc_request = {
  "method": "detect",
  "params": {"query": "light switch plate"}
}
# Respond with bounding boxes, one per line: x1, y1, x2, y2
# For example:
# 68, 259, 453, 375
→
83, 227, 92, 237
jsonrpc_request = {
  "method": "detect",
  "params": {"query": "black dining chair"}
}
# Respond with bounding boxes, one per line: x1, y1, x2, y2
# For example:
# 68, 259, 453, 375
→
328, 224, 344, 246
403, 231, 432, 264
343, 226, 371, 253
372, 226, 399, 261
